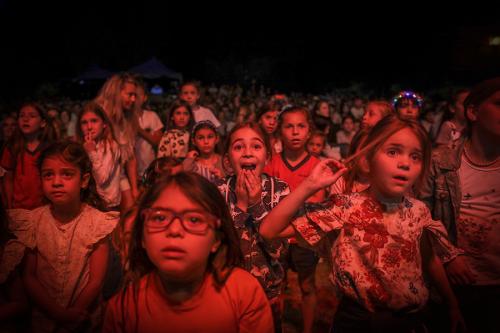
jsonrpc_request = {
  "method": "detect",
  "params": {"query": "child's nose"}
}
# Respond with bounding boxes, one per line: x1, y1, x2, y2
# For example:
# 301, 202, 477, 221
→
165, 218, 184, 236
398, 157, 410, 169
52, 174, 63, 186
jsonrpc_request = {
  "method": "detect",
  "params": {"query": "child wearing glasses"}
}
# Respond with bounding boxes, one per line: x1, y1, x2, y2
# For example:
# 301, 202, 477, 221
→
103, 172, 274, 333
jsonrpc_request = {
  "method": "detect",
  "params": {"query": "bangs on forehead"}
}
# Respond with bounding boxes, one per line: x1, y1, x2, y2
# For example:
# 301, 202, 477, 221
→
231, 127, 265, 142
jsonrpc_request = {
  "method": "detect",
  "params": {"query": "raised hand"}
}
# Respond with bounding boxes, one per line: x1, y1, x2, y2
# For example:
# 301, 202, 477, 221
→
304, 159, 348, 192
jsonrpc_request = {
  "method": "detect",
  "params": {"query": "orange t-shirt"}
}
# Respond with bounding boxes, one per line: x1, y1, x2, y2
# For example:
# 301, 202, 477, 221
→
103, 268, 274, 333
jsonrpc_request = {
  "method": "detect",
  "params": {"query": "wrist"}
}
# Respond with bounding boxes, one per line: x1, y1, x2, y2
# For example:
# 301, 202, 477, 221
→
300, 178, 319, 196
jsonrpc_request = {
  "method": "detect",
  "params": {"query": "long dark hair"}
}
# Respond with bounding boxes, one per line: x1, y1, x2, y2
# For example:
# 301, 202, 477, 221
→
165, 99, 194, 131
119, 172, 242, 332
37, 141, 107, 211
128, 172, 242, 282
9, 102, 59, 166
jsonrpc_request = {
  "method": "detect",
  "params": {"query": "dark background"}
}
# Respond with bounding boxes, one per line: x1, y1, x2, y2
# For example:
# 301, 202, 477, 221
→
1, 1, 500, 102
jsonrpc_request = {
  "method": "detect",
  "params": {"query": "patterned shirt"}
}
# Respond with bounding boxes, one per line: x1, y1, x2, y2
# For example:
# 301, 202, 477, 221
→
157, 129, 190, 159
216, 174, 290, 300
457, 155, 500, 285
292, 193, 462, 312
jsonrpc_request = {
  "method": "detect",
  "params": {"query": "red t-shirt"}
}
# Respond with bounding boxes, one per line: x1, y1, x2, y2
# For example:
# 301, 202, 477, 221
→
264, 152, 325, 203
0, 147, 45, 209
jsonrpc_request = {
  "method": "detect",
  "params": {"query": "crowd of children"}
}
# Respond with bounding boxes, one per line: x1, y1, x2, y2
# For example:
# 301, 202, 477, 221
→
0, 74, 499, 333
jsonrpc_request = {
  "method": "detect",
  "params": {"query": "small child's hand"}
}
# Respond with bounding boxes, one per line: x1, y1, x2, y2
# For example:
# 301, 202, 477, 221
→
83, 133, 96, 152
186, 150, 199, 159
306, 159, 348, 191
235, 170, 249, 210
244, 169, 262, 207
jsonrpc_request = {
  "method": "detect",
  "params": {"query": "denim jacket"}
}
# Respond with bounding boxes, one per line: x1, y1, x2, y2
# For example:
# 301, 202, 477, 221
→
418, 141, 465, 244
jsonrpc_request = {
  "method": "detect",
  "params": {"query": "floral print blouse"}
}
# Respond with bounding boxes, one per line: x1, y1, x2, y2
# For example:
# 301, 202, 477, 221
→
216, 174, 290, 301
292, 193, 462, 312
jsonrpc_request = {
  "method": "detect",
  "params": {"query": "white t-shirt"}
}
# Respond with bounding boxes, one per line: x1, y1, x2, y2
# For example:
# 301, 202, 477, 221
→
135, 110, 164, 178
457, 155, 500, 285
192, 106, 221, 128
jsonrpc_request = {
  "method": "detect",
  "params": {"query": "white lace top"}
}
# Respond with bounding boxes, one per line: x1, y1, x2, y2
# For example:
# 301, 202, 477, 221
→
3, 205, 118, 331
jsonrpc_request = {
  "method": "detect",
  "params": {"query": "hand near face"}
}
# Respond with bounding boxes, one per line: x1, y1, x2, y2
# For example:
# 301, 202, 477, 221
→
235, 170, 249, 210
83, 133, 96, 152
244, 169, 262, 206
186, 150, 199, 159
305, 159, 348, 192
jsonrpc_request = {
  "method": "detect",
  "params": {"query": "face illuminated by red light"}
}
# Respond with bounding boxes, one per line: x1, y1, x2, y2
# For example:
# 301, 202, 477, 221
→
368, 128, 423, 201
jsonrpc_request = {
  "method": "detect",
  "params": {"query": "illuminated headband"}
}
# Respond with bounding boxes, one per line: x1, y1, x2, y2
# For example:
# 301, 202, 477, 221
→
392, 91, 423, 108
191, 120, 217, 137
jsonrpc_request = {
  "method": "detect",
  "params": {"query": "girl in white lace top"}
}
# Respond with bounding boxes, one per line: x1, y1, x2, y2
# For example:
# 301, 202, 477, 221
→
7, 141, 118, 332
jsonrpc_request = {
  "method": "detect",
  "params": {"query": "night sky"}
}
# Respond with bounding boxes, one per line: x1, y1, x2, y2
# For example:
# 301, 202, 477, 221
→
1, 1, 500, 102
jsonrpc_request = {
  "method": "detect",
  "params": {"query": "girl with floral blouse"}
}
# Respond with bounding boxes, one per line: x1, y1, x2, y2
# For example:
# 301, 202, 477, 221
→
260, 115, 465, 333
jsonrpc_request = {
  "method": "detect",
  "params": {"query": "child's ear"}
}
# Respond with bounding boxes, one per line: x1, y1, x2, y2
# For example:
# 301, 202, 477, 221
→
211, 237, 221, 254
41, 120, 46, 129
358, 156, 370, 174
81, 172, 90, 189
466, 105, 477, 122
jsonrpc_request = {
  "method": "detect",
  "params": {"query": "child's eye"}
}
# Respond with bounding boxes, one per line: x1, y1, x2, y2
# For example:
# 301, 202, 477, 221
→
252, 144, 262, 150
387, 149, 397, 156
184, 213, 208, 227
232, 144, 242, 151
410, 153, 422, 161
42, 172, 53, 179
151, 214, 167, 223
62, 172, 75, 179
186, 216, 203, 224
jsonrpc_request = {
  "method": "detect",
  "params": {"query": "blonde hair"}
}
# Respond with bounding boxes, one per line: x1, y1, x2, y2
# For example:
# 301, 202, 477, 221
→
94, 73, 139, 161
346, 115, 431, 192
